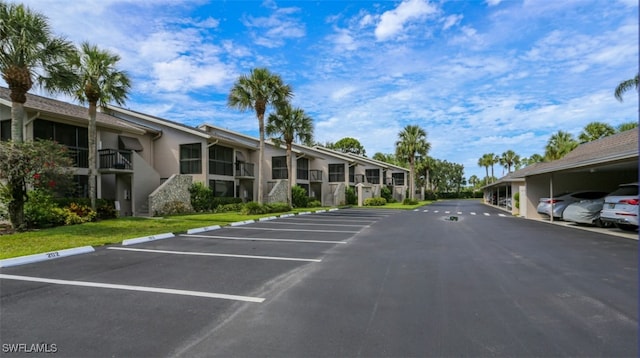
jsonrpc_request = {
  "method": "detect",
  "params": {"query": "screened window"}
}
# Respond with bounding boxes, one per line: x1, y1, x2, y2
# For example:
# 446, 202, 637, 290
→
365, 169, 380, 184
33, 119, 88, 167
272, 156, 288, 179
297, 157, 309, 180
392, 173, 405, 186
349, 166, 355, 183
180, 143, 202, 174
209, 145, 233, 176
329, 164, 345, 182
209, 180, 234, 197
0, 120, 10, 141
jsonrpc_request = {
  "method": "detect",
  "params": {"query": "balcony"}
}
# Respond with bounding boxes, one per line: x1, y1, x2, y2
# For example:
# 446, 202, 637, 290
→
68, 148, 88, 168
98, 149, 133, 172
310, 170, 323, 182
235, 162, 255, 178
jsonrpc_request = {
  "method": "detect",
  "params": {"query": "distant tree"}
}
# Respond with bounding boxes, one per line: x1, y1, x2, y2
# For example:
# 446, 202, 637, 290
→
228, 68, 292, 204
489, 153, 499, 181
499, 150, 520, 173
395, 125, 430, 200
266, 103, 313, 206
477, 153, 493, 183
372, 152, 398, 165
0, 2, 75, 143
578, 121, 615, 143
66, 42, 131, 210
545, 131, 578, 161
468, 175, 480, 189
614, 74, 638, 102
0, 140, 73, 231
327, 137, 366, 156
617, 122, 638, 132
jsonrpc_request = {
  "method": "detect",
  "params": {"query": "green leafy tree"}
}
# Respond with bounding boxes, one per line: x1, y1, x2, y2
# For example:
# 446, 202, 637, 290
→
617, 122, 638, 132
614, 74, 638, 102
0, 1, 75, 142
66, 42, 131, 210
468, 175, 480, 189
228, 68, 292, 204
477, 153, 494, 183
327, 137, 366, 156
372, 152, 398, 165
499, 150, 520, 173
395, 125, 430, 200
545, 130, 578, 161
266, 103, 313, 206
578, 121, 615, 143
0, 140, 73, 231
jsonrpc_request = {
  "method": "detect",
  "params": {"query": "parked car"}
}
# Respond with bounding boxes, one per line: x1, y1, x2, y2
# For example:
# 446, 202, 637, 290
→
600, 183, 638, 232
537, 191, 609, 219
562, 199, 610, 227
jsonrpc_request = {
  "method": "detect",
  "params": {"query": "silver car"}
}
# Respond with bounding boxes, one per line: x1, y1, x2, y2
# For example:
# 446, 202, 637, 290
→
600, 183, 638, 232
562, 199, 610, 227
537, 191, 609, 219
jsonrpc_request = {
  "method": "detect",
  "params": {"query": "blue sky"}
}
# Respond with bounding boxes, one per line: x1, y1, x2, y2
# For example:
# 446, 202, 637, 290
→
9, 0, 639, 180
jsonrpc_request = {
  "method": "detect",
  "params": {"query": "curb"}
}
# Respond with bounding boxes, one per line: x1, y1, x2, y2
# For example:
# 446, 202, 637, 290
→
187, 225, 221, 234
0, 246, 95, 268
230, 220, 255, 227
122, 232, 175, 246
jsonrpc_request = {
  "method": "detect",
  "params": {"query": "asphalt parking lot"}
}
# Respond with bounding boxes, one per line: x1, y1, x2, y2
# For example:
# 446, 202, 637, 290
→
0, 208, 398, 357
1, 202, 637, 357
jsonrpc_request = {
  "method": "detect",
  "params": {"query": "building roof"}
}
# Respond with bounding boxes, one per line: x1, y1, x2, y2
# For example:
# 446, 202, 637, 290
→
107, 105, 208, 139
0, 87, 147, 135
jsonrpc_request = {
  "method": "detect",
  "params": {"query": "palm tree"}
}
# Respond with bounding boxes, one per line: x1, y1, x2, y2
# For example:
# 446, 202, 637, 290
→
614, 74, 638, 102
266, 103, 313, 206
477, 154, 491, 183
0, 2, 75, 142
499, 150, 520, 173
228, 68, 292, 204
468, 175, 480, 189
545, 130, 578, 161
617, 122, 638, 132
66, 42, 131, 210
395, 125, 430, 200
486, 153, 499, 183
578, 121, 615, 143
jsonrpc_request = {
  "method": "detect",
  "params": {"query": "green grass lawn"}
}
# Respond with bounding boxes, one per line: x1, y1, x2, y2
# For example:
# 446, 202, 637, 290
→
0, 203, 433, 259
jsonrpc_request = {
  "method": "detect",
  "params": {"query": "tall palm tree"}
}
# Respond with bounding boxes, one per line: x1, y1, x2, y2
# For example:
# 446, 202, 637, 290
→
545, 130, 578, 161
489, 153, 499, 182
0, 2, 75, 142
477, 154, 491, 183
395, 125, 430, 200
228, 68, 292, 204
614, 74, 638, 102
578, 121, 615, 143
66, 42, 131, 210
499, 150, 520, 173
266, 103, 313, 206
617, 122, 638, 132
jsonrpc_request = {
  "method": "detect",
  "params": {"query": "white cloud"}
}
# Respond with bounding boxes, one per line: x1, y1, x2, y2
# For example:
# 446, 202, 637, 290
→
242, 5, 306, 48
442, 14, 463, 31
486, 0, 503, 6
374, 0, 438, 41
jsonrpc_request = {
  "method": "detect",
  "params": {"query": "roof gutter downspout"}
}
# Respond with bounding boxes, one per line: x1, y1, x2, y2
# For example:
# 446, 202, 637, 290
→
207, 139, 219, 147
549, 174, 554, 223
152, 130, 163, 141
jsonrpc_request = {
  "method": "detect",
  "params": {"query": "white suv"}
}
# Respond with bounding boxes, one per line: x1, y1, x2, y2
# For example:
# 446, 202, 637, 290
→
600, 183, 638, 231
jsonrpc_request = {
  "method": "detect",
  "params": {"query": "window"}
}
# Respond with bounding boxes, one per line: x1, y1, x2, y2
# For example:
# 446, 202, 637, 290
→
33, 119, 88, 167
209, 180, 234, 197
349, 166, 355, 183
0, 120, 10, 141
392, 173, 405, 186
272, 156, 288, 179
297, 158, 309, 180
365, 169, 380, 184
209, 145, 233, 176
329, 164, 345, 182
180, 143, 202, 174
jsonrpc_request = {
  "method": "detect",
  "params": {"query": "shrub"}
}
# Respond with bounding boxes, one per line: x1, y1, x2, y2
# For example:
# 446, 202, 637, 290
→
514, 192, 520, 209
308, 200, 322, 208
364, 197, 387, 206
24, 190, 66, 228
291, 185, 309, 208
215, 203, 244, 213
381, 186, 393, 203
403, 197, 419, 205
160, 201, 192, 216
266, 202, 292, 213
242, 202, 267, 215
189, 182, 213, 212
345, 187, 357, 205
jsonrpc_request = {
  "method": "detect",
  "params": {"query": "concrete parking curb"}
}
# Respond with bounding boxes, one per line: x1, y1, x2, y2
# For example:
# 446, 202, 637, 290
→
122, 233, 175, 246
0, 246, 95, 268
230, 220, 255, 226
187, 225, 222, 234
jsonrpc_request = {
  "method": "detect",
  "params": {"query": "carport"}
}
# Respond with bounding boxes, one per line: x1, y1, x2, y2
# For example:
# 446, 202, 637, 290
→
523, 129, 638, 221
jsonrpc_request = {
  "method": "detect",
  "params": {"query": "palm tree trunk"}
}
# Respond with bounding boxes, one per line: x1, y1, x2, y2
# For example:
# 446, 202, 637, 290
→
10, 102, 25, 143
286, 144, 292, 206
409, 157, 415, 200
485, 166, 489, 182
257, 113, 265, 204
88, 102, 97, 210
7, 177, 26, 230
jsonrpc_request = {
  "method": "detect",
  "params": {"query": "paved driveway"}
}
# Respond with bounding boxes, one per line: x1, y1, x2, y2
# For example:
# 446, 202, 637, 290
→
1, 202, 637, 357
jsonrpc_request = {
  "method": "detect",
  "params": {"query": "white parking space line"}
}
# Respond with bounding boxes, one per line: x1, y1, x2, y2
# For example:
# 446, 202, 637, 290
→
457, 212, 462, 215
471, 212, 476, 215
0, 274, 264, 303
484, 213, 491, 216
423, 210, 429, 212
498, 214, 506, 217
445, 211, 450, 214
434, 210, 439, 213
282, 217, 376, 223
182, 234, 347, 244
227, 227, 360, 233
259, 221, 366, 227
108, 247, 322, 262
